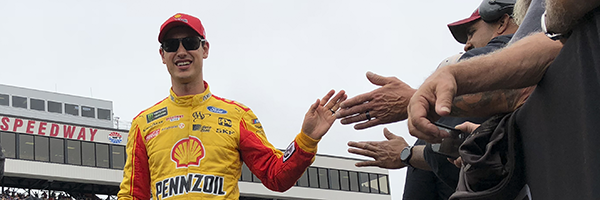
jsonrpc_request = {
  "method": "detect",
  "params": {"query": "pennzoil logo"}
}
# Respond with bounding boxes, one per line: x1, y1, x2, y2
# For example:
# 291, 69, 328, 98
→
171, 136, 205, 168
155, 173, 226, 199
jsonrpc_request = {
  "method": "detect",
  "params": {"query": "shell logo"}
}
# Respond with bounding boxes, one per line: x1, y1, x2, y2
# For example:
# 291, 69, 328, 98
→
171, 136, 205, 168
174, 14, 182, 18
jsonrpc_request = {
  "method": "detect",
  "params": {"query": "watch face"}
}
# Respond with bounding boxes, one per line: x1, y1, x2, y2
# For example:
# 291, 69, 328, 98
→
400, 147, 411, 160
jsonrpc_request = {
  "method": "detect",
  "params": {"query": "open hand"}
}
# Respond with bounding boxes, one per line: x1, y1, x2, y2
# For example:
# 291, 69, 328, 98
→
347, 128, 409, 169
336, 71, 416, 130
302, 90, 347, 140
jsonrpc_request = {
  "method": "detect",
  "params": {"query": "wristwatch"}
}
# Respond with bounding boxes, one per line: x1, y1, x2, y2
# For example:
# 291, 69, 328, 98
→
400, 146, 414, 167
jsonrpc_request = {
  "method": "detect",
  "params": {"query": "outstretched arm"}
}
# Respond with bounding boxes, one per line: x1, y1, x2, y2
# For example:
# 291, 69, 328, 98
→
407, 32, 563, 143
347, 128, 431, 171
240, 90, 346, 192
336, 72, 415, 130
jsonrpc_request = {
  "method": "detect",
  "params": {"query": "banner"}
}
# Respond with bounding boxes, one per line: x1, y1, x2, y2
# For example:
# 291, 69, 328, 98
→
0, 115, 128, 145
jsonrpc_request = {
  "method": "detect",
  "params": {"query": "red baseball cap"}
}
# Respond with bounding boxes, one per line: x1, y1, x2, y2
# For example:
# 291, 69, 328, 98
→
158, 13, 207, 43
448, 9, 481, 44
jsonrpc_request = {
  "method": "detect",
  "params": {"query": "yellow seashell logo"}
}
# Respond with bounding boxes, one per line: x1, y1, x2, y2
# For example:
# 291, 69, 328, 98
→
174, 14, 182, 18
171, 136, 205, 168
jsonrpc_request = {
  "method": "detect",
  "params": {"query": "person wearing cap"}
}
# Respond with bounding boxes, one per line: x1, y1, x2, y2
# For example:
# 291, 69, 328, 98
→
337, 0, 523, 132
338, 0, 529, 199
407, 0, 600, 198
117, 13, 347, 200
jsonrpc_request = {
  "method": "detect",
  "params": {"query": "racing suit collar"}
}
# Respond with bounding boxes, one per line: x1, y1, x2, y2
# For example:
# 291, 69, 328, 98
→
169, 81, 212, 107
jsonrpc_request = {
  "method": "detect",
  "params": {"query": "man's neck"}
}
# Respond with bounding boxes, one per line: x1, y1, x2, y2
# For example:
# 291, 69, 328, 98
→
171, 78, 206, 96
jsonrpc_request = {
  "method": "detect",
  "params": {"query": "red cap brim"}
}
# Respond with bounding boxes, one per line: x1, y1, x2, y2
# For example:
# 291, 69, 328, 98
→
447, 10, 481, 44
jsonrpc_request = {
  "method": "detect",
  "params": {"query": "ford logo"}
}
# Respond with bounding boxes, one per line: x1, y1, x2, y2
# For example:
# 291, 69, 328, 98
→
207, 106, 228, 114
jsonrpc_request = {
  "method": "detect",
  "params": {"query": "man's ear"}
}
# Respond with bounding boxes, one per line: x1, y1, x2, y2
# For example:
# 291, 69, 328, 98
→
202, 42, 210, 59
496, 13, 511, 35
159, 48, 166, 64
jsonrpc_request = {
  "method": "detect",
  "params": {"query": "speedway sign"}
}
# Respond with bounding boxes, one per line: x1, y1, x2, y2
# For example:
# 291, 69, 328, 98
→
0, 115, 128, 145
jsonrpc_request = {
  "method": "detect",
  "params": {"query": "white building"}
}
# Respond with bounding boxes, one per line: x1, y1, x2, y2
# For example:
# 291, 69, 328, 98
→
0, 84, 391, 200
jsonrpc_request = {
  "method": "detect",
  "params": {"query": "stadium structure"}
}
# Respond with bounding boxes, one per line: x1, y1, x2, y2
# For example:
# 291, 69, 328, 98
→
0, 84, 391, 200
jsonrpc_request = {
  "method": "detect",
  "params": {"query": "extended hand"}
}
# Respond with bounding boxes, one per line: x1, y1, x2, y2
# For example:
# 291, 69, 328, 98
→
407, 67, 457, 143
336, 71, 416, 130
446, 122, 480, 168
302, 90, 347, 140
347, 128, 409, 169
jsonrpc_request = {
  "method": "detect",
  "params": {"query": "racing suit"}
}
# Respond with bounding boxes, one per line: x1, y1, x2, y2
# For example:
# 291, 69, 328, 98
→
118, 82, 319, 200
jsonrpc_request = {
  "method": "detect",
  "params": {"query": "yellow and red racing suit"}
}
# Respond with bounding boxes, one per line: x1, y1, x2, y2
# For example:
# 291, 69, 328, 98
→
117, 82, 319, 200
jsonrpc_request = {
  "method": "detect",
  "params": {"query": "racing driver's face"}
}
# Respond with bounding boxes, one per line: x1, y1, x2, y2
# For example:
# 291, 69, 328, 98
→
160, 26, 209, 85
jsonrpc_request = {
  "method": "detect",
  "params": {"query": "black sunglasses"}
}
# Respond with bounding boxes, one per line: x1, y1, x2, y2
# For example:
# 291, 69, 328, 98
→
161, 37, 206, 52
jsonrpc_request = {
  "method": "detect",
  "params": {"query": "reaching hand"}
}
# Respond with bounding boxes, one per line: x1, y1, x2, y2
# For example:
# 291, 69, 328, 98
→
447, 122, 480, 168
407, 67, 457, 143
336, 71, 416, 130
448, 157, 463, 168
347, 128, 409, 169
302, 90, 347, 140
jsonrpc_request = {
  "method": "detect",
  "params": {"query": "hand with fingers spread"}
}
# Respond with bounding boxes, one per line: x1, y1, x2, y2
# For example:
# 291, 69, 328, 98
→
336, 71, 416, 130
302, 90, 347, 140
347, 128, 409, 169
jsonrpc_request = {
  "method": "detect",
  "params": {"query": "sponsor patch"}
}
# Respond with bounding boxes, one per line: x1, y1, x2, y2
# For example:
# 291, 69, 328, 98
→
146, 129, 160, 141
193, 124, 201, 131
216, 128, 235, 135
256, 130, 265, 135
147, 107, 168, 123
166, 115, 183, 122
143, 121, 164, 132
202, 93, 212, 101
161, 126, 178, 131
283, 142, 296, 163
218, 117, 232, 127
192, 111, 211, 122
108, 132, 122, 144
252, 119, 260, 124
207, 106, 227, 114
155, 173, 226, 199
193, 124, 212, 132
179, 123, 185, 129
171, 136, 205, 168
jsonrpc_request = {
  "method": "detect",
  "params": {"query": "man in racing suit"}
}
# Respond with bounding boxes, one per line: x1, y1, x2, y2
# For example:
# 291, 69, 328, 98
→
117, 13, 346, 200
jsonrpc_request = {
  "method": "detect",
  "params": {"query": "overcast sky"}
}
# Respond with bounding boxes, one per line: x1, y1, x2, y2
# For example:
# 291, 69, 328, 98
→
0, 0, 482, 199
